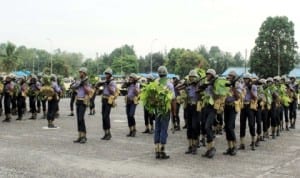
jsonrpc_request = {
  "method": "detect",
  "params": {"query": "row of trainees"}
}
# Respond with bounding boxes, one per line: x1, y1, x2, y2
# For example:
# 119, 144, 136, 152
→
69, 66, 298, 160
172, 69, 298, 159
0, 74, 63, 128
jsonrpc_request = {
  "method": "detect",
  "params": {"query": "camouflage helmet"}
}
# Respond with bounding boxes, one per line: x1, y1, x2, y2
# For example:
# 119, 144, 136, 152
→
189, 70, 199, 78
79, 67, 88, 74
104, 68, 113, 75
228, 70, 237, 78
157, 66, 168, 76
273, 76, 280, 81
259, 78, 266, 84
266, 77, 273, 83
173, 75, 180, 80
146, 74, 154, 80
129, 73, 139, 80
206, 69, 216, 77
50, 74, 57, 81
243, 73, 251, 79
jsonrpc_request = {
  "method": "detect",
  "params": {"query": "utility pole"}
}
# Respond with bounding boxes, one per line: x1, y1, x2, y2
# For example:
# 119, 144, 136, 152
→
245, 49, 247, 74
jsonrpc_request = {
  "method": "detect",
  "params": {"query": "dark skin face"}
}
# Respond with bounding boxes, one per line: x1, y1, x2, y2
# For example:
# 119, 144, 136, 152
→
105, 73, 111, 80
227, 74, 234, 82
243, 78, 251, 85
206, 74, 213, 81
79, 71, 86, 79
291, 78, 296, 83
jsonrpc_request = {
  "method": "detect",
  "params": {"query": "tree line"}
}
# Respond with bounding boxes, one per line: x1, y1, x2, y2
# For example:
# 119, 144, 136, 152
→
0, 16, 299, 78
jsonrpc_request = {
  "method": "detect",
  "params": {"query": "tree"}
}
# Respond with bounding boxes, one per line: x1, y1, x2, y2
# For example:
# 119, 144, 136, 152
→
166, 48, 185, 73
175, 50, 208, 77
0, 42, 19, 73
249, 16, 298, 77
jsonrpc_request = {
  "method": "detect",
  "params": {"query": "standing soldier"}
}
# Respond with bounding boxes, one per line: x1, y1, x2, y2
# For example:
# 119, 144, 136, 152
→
142, 74, 155, 134
184, 70, 200, 155
289, 76, 298, 129
281, 77, 290, 131
2, 75, 15, 122
0, 76, 4, 116
172, 76, 181, 131
11, 76, 18, 116
153, 66, 176, 159
122, 73, 140, 137
201, 69, 218, 158
44, 75, 62, 128
16, 77, 27, 120
223, 71, 241, 156
72, 67, 92, 143
239, 73, 257, 151
98, 68, 116, 140
68, 78, 77, 116
254, 78, 265, 146
27, 75, 41, 120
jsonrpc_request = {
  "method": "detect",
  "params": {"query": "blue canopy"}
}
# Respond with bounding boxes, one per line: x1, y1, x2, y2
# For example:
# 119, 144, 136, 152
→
12, 71, 31, 77
288, 68, 300, 78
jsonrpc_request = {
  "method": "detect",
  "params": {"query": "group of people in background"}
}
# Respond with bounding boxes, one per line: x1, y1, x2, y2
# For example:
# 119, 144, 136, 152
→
1, 65, 298, 160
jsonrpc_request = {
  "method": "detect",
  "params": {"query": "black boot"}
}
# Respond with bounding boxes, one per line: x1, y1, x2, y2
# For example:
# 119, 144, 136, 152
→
238, 144, 245, 150
142, 128, 150, 134
159, 145, 170, 159
79, 136, 87, 144
250, 142, 256, 151
73, 132, 82, 143
207, 147, 216, 158
16, 116, 22, 121
185, 146, 193, 154
223, 148, 231, 155
104, 130, 112, 140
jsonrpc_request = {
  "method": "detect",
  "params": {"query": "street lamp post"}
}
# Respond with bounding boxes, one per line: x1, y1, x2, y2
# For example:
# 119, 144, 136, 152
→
47, 38, 53, 74
150, 38, 158, 74
277, 38, 280, 76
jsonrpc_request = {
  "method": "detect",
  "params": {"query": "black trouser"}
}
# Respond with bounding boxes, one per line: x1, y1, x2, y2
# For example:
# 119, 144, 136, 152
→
76, 100, 87, 133
202, 105, 216, 143
0, 94, 3, 110
47, 99, 58, 121
11, 95, 17, 112
283, 106, 289, 123
144, 107, 154, 126
214, 113, 223, 127
37, 98, 47, 112
279, 105, 284, 124
29, 96, 37, 113
270, 102, 279, 127
289, 100, 297, 121
172, 103, 181, 126
70, 92, 76, 112
186, 104, 200, 140
255, 107, 262, 136
126, 100, 137, 127
224, 105, 236, 141
89, 94, 96, 111
4, 93, 11, 114
240, 104, 255, 138
17, 95, 26, 117
262, 109, 269, 133
102, 98, 112, 130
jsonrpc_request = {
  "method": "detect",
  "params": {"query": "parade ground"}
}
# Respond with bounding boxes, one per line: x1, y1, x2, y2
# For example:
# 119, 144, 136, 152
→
0, 97, 299, 178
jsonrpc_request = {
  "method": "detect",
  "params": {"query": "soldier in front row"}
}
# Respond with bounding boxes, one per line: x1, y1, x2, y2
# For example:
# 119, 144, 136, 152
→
72, 67, 92, 144
2, 75, 15, 122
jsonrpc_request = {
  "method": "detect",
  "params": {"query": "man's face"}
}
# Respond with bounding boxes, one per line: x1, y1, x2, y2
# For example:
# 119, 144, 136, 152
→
129, 77, 134, 83
206, 74, 213, 81
227, 75, 234, 82
79, 71, 84, 79
291, 78, 296, 83
189, 76, 196, 83
243, 78, 250, 84
105, 73, 111, 80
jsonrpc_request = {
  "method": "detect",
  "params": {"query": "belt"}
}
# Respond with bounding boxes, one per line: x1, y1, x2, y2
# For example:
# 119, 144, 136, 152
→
76, 97, 85, 101
244, 101, 250, 105
102, 95, 109, 99
225, 102, 235, 106
188, 101, 197, 105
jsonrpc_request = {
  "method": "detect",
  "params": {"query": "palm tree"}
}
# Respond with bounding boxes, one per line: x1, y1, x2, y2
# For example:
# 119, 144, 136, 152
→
0, 42, 18, 73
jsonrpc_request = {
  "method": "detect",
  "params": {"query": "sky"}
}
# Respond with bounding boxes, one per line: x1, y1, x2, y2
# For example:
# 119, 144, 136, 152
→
0, 0, 299, 59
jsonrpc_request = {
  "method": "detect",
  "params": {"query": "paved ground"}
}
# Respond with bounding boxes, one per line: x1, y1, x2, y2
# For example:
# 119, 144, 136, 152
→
0, 97, 299, 178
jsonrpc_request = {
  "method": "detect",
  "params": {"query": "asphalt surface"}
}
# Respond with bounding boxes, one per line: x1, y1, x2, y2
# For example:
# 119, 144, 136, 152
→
0, 97, 299, 178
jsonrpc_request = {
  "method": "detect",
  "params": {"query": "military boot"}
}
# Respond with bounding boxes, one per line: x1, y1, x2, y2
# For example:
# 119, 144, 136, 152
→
142, 125, 150, 134
286, 122, 289, 131
250, 137, 256, 151
149, 124, 154, 134
131, 126, 136, 137
126, 127, 133, 137
276, 128, 280, 136
185, 139, 193, 154
79, 132, 87, 144
238, 137, 245, 150
73, 132, 82, 143
2, 114, 11, 122
223, 141, 232, 155
159, 144, 170, 159
29, 113, 36, 120
16, 116, 22, 121
271, 127, 276, 139
101, 130, 108, 140
155, 144, 160, 159
104, 130, 112, 140
206, 142, 216, 159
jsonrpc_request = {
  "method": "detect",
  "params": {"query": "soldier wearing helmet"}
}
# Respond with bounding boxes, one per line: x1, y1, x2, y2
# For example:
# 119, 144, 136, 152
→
201, 68, 217, 158
72, 67, 92, 144
153, 66, 176, 160
142, 74, 155, 134
288, 75, 298, 129
122, 73, 140, 137
184, 70, 200, 155
16, 76, 27, 121
238, 73, 257, 151
172, 75, 181, 131
46, 73, 62, 129
223, 70, 242, 156
2, 75, 15, 122
99, 68, 116, 141
27, 74, 41, 120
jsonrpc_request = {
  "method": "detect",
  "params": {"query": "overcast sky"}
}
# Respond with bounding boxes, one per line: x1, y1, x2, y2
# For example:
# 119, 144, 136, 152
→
0, 0, 299, 59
